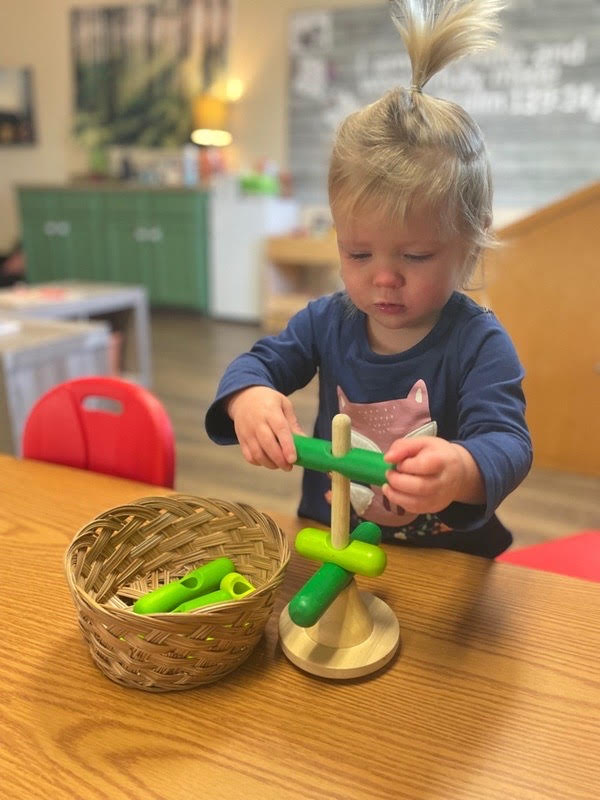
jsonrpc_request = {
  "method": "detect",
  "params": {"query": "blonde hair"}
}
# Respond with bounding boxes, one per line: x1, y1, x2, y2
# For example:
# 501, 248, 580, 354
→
328, 0, 504, 285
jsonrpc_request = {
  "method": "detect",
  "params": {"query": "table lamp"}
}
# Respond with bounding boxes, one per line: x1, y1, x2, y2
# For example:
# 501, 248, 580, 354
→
190, 93, 232, 147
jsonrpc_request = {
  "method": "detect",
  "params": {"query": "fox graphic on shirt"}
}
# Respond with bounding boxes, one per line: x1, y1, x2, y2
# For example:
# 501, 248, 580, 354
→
337, 381, 439, 529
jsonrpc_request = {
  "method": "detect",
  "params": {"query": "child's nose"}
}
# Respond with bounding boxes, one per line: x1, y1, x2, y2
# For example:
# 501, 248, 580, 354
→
372, 263, 405, 287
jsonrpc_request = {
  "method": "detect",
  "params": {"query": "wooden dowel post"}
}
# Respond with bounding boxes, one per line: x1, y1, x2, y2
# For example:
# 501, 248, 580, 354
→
306, 413, 374, 649
331, 414, 351, 550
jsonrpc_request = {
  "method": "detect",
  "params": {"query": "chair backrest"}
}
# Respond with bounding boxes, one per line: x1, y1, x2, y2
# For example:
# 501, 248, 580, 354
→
22, 376, 175, 487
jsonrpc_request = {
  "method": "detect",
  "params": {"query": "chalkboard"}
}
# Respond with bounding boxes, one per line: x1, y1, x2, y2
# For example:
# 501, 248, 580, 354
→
288, 1, 600, 214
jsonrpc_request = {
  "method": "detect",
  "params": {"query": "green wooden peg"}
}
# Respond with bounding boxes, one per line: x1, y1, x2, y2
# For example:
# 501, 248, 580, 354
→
133, 557, 235, 614
288, 522, 382, 628
173, 572, 255, 612
293, 434, 389, 486
295, 526, 386, 577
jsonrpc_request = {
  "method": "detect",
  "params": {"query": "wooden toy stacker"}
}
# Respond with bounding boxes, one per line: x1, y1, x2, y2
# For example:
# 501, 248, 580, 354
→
279, 413, 400, 679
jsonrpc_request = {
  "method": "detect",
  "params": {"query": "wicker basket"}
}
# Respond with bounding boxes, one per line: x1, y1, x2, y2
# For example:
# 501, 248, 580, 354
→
64, 494, 290, 692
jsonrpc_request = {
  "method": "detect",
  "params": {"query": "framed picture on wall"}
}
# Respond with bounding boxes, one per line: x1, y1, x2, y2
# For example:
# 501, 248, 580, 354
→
71, 0, 230, 149
0, 67, 36, 145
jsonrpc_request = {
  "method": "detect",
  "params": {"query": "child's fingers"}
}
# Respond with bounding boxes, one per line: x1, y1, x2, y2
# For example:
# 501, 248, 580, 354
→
397, 452, 444, 476
382, 483, 426, 514
240, 440, 279, 470
385, 471, 437, 499
239, 421, 288, 470
280, 399, 304, 462
283, 399, 304, 435
385, 436, 432, 464
386, 439, 443, 476
235, 399, 297, 470
382, 478, 443, 514
275, 421, 298, 465
385, 492, 447, 515
256, 423, 295, 470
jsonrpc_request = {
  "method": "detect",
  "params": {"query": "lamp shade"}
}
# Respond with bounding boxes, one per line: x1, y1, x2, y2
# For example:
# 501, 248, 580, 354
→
191, 93, 231, 146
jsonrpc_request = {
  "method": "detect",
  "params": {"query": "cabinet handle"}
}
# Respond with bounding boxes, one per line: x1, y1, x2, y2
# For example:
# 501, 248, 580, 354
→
133, 226, 163, 243
43, 220, 71, 237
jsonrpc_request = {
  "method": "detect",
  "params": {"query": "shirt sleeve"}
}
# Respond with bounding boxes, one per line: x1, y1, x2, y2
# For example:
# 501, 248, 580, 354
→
437, 312, 533, 531
204, 301, 321, 444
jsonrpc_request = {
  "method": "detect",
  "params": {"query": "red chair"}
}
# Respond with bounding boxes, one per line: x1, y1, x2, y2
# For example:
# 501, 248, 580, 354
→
496, 531, 600, 582
22, 376, 175, 487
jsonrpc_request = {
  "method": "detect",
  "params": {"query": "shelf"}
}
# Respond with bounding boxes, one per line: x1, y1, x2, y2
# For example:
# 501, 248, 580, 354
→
266, 234, 339, 267
263, 292, 313, 334
262, 232, 342, 333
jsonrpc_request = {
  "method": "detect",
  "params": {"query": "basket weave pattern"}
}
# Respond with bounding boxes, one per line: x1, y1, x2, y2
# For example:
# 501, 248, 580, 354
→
64, 495, 290, 691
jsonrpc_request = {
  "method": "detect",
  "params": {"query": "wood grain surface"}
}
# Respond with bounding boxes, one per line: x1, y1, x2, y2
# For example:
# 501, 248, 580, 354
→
1, 455, 599, 800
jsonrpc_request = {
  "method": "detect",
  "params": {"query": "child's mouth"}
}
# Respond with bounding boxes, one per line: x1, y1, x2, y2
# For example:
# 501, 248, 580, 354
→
374, 302, 406, 314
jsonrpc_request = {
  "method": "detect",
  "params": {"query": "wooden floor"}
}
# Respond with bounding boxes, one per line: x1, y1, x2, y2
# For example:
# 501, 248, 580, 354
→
150, 310, 600, 550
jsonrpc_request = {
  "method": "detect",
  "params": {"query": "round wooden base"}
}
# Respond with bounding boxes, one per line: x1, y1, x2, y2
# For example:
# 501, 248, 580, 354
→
279, 591, 400, 679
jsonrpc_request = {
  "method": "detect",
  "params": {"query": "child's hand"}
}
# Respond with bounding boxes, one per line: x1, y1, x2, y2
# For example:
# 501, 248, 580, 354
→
226, 386, 304, 471
383, 437, 486, 514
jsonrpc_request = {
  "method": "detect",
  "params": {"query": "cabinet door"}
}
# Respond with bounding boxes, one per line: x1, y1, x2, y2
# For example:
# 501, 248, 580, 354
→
19, 190, 103, 282
19, 193, 60, 281
103, 191, 153, 288
104, 219, 155, 289
148, 192, 208, 309
58, 191, 104, 281
149, 220, 208, 309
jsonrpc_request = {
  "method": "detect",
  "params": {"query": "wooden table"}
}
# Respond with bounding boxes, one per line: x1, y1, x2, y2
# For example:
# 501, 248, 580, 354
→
1, 455, 598, 800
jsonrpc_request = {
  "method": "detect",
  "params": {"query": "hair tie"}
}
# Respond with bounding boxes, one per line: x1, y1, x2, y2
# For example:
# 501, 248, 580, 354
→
409, 84, 423, 94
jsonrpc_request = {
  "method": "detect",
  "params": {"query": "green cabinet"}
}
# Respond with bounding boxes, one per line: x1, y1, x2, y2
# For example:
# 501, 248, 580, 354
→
18, 189, 105, 282
18, 186, 209, 311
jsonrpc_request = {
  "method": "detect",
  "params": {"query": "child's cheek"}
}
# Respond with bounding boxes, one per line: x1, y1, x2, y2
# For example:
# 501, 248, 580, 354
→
342, 270, 366, 303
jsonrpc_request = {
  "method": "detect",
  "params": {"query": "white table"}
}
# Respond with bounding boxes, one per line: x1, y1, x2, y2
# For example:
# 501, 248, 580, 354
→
0, 317, 110, 453
0, 281, 152, 386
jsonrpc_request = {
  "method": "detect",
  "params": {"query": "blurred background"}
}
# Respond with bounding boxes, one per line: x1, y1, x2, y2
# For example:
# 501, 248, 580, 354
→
0, 0, 598, 545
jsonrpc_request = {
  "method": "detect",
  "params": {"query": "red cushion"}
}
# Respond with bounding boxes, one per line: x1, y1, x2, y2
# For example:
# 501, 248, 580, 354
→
497, 531, 600, 582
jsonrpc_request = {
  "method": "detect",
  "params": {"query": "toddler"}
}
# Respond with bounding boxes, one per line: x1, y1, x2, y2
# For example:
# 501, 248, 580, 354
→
205, 0, 532, 558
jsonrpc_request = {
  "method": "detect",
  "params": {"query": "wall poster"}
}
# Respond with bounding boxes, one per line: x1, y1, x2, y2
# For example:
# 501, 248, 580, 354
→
71, 0, 230, 148
0, 67, 36, 146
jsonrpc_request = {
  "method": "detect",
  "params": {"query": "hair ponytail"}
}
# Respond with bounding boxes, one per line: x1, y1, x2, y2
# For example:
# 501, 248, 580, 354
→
390, 0, 503, 93
329, 0, 505, 285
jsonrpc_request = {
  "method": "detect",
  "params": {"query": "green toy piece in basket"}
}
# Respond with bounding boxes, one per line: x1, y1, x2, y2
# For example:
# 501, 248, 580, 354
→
173, 572, 255, 612
133, 557, 235, 614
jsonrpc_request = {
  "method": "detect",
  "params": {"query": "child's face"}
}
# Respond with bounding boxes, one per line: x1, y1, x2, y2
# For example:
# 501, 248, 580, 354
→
334, 206, 467, 353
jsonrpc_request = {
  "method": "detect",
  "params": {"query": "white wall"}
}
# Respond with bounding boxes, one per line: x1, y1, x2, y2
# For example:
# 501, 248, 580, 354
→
0, 0, 378, 250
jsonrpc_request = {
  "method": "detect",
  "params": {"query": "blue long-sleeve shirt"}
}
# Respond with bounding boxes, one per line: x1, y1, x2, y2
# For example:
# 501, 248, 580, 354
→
205, 291, 532, 557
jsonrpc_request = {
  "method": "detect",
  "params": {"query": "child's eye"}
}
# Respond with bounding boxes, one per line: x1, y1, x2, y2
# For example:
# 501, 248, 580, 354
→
348, 252, 371, 261
404, 253, 433, 262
